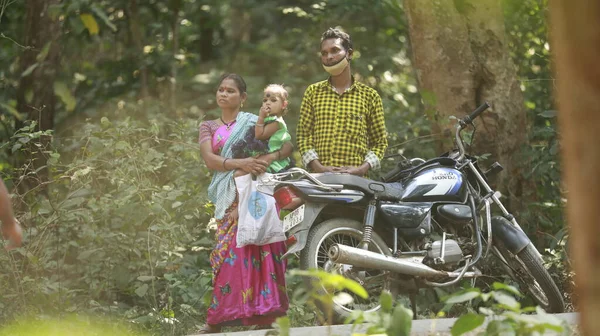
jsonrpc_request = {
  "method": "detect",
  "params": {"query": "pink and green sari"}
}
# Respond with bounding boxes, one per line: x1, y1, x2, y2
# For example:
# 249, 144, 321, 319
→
199, 114, 289, 326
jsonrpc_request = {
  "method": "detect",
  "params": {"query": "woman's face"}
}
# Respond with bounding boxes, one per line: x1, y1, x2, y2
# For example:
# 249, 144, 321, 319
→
216, 78, 246, 110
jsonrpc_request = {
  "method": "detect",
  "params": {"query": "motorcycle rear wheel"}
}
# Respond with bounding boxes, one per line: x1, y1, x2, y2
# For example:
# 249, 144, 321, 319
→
493, 242, 565, 313
299, 218, 392, 324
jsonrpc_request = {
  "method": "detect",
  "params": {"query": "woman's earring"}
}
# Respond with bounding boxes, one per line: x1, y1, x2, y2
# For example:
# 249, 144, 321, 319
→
240, 103, 244, 108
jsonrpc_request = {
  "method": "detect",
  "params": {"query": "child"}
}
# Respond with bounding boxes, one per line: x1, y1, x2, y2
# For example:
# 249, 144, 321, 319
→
231, 84, 293, 175
254, 84, 293, 173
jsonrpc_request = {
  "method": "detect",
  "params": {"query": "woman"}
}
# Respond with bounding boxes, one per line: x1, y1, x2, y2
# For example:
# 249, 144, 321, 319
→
197, 73, 292, 334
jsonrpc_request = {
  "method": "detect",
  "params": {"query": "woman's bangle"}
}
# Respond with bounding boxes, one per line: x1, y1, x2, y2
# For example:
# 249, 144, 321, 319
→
222, 158, 230, 170
256, 123, 265, 127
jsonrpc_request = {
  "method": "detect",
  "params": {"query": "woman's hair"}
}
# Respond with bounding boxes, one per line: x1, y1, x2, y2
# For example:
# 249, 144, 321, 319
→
321, 27, 353, 51
217, 73, 247, 94
264, 84, 289, 115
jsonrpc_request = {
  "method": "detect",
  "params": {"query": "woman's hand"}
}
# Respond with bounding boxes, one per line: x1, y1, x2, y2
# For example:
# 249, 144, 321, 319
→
239, 157, 269, 175
1, 219, 22, 250
227, 207, 239, 223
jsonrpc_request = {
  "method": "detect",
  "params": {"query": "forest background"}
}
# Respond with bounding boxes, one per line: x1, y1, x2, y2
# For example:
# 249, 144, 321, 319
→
0, 0, 569, 335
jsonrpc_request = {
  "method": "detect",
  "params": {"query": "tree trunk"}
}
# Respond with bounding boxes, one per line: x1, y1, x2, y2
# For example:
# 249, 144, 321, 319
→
228, 2, 252, 70
404, 0, 528, 211
550, 1, 600, 334
15, 0, 62, 186
170, 0, 181, 113
127, 0, 149, 98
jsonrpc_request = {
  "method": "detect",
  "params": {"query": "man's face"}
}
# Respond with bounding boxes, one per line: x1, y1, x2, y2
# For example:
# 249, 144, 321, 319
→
320, 38, 350, 66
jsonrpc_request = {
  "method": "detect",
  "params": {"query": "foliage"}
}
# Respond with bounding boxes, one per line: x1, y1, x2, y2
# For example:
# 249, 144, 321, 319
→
503, 0, 564, 244
0, 314, 146, 336
0, 99, 214, 335
442, 283, 570, 336
0, 0, 571, 333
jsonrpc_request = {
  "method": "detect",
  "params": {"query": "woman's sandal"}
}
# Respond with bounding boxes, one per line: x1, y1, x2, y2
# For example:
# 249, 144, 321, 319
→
196, 324, 222, 334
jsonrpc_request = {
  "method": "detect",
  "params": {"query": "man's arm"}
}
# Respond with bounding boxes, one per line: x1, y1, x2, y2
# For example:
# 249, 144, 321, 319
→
0, 177, 22, 250
364, 93, 388, 171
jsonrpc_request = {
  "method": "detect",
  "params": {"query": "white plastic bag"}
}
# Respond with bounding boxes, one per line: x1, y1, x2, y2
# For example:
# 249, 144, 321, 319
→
235, 173, 286, 247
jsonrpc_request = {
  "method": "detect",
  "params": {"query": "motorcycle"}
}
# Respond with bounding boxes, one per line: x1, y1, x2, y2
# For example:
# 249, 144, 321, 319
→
259, 102, 565, 321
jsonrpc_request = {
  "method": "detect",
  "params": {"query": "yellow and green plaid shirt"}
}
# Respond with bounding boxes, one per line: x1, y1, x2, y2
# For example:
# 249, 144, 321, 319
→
297, 78, 388, 170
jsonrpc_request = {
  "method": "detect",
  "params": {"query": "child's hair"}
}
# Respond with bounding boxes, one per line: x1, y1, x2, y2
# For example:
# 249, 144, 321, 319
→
264, 84, 289, 115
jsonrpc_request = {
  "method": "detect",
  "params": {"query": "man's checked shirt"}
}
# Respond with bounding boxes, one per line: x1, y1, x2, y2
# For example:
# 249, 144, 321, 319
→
297, 78, 388, 171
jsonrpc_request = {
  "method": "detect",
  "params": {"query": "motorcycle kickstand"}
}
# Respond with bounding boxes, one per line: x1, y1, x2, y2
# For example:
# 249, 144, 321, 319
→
409, 292, 418, 319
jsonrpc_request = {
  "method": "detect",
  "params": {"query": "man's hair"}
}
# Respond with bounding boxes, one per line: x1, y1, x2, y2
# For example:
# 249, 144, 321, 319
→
320, 27, 353, 51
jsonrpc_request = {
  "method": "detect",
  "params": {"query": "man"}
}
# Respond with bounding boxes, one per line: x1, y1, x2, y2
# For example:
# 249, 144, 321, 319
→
0, 177, 22, 250
297, 27, 388, 176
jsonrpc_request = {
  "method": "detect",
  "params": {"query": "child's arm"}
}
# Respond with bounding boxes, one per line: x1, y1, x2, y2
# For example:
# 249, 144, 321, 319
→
255, 106, 280, 140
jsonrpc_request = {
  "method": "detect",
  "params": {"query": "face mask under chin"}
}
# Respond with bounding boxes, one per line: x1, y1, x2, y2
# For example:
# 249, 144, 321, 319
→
322, 57, 349, 76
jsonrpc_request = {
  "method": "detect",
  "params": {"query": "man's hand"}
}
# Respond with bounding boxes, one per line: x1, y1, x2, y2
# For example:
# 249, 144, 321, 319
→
308, 160, 338, 173
1, 219, 22, 250
339, 163, 370, 176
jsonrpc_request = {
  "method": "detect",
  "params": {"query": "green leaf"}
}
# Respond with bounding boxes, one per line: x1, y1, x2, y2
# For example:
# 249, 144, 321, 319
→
387, 304, 413, 336
78, 248, 102, 260
0, 103, 24, 120
492, 291, 520, 310
451, 313, 485, 336
171, 201, 183, 209
380, 290, 393, 313
54, 81, 76, 111
80, 13, 99, 35
539, 110, 557, 118
137, 276, 156, 282
135, 284, 149, 297
36, 42, 52, 62
339, 277, 368, 299
11, 143, 22, 153
492, 282, 522, 297
21, 63, 39, 77
47, 4, 63, 20
115, 141, 130, 150
445, 289, 480, 304
101, 117, 111, 128
486, 320, 516, 336
91, 5, 117, 32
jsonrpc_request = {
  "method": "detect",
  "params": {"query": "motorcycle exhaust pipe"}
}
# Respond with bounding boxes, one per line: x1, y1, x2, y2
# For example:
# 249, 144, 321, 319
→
328, 244, 479, 278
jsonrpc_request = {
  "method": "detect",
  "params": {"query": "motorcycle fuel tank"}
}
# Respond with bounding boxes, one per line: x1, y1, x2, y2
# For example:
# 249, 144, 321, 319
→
401, 167, 467, 203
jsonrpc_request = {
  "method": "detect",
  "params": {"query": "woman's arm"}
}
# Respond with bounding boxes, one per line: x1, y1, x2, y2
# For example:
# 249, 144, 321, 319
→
199, 141, 269, 175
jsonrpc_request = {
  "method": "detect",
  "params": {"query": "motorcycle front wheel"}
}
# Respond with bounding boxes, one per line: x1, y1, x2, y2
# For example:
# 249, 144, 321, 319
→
299, 218, 392, 324
493, 241, 565, 313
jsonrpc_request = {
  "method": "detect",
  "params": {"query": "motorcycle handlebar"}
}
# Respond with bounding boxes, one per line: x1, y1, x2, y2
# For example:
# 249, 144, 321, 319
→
461, 102, 491, 125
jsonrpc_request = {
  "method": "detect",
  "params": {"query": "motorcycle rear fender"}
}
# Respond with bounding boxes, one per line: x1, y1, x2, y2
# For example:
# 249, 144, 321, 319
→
282, 202, 326, 258
491, 216, 530, 254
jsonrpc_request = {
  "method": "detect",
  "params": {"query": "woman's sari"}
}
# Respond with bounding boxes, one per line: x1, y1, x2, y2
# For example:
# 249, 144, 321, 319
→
199, 113, 289, 326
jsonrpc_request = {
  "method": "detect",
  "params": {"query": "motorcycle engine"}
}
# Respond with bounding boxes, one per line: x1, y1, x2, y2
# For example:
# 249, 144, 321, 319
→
425, 239, 463, 268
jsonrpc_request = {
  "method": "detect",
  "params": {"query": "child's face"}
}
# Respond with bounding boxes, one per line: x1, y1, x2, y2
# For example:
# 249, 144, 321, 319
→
261, 90, 286, 117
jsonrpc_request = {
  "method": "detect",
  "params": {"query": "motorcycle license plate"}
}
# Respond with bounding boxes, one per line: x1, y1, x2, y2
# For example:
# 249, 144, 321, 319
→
283, 204, 305, 232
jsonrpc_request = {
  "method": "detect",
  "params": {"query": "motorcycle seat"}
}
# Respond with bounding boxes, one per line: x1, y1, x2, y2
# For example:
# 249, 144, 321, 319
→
316, 173, 404, 201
